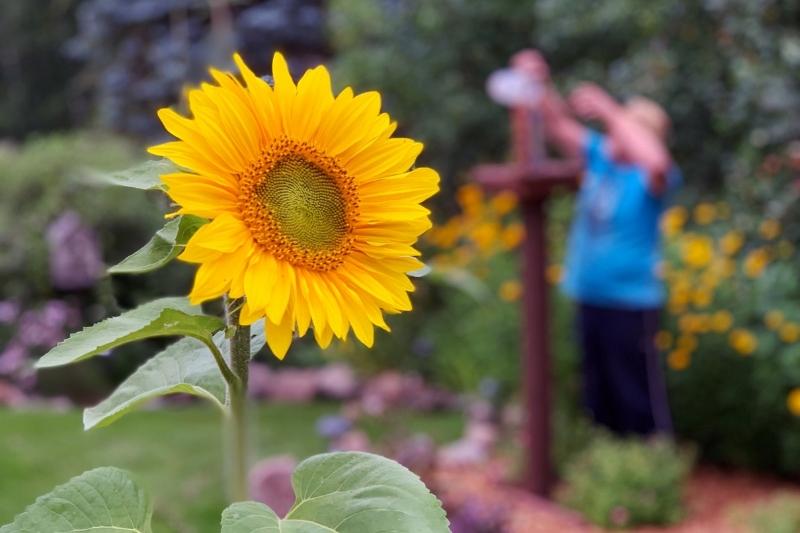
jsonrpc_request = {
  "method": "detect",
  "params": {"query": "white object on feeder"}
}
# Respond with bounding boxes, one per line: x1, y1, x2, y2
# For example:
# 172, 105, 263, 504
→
486, 68, 543, 108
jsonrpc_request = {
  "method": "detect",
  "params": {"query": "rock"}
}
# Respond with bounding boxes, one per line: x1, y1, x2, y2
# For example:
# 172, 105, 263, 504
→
392, 434, 437, 481
265, 368, 317, 403
438, 438, 488, 467
0, 381, 26, 407
249, 455, 297, 517
331, 430, 371, 452
360, 371, 456, 414
247, 363, 273, 399
447, 498, 505, 533
464, 421, 498, 450
315, 415, 352, 440
316, 363, 358, 400
438, 422, 498, 468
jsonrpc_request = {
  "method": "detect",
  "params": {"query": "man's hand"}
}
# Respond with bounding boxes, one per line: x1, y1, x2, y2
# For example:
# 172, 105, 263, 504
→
511, 49, 550, 82
507, 49, 586, 158
569, 83, 619, 121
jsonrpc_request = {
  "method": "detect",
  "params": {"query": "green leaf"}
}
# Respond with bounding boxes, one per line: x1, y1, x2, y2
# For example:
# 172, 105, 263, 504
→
85, 159, 175, 190
83, 321, 266, 430
36, 297, 224, 369
408, 263, 432, 278
82, 336, 226, 430
429, 266, 490, 301
221, 502, 282, 533
0, 467, 152, 533
108, 215, 207, 274
221, 452, 449, 533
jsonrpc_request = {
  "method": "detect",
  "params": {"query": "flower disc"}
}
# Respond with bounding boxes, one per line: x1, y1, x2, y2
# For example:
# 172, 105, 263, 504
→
149, 52, 439, 358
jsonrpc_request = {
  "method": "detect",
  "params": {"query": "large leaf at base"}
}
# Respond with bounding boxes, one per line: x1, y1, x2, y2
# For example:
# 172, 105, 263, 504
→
83, 321, 266, 430
85, 159, 174, 191
108, 215, 207, 274
221, 452, 449, 533
36, 297, 223, 369
0, 467, 152, 533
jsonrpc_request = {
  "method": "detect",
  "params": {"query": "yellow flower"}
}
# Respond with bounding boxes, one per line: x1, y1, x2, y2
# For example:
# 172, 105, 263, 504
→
501, 222, 525, 250
149, 53, 438, 358
668, 299, 687, 314
457, 184, 483, 216
787, 388, 800, 416
764, 310, 784, 331
490, 191, 518, 216
661, 206, 687, 237
720, 258, 737, 278
654, 330, 673, 351
692, 288, 713, 309
682, 234, 714, 269
676, 334, 698, 352
499, 280, 522, 302
729, 329, 758, 356
546, 263, 563, 285
471, 222, 499, 253
678, 313, 701, 333
711, 310, 733, 333
667, 349, 691, 371
743, 248, 770, 278
759, 219, 781, 240
699, 270, 720, 289
693, 202, 716, 225
779, 323, 800, 343
719, 231, 744, 256
427, 218, 461, 249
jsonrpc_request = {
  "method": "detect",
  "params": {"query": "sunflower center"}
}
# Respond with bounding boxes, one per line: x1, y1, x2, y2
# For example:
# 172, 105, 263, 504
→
256, 155, 348, 252
239, 138, 359, 271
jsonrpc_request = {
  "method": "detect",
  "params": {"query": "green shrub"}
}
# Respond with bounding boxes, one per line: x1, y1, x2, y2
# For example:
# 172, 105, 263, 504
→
660, 196, 800, 475
558, 434, 693, 529
731, 494, 800, 533
0, 132, 191, 303
0, 132, 195, 397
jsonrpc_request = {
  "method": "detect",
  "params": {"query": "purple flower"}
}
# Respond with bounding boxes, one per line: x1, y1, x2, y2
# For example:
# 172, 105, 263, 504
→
0, 343, 28, 375
315, 415, 352, 440
46, 211, 104, 290
0, 301, 20, 324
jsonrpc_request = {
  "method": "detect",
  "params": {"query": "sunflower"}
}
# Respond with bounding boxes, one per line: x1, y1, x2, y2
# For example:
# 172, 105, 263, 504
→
149, 52, 439, 359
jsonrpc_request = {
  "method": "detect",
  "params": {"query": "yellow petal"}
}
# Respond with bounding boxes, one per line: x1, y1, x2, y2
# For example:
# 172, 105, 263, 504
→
244, 253, 277, 311
265, 261, 293, 324
188, 213, 249, 253
271, 52, 296, 132
266, 310, 294, 360
313, 324, 334, 349
346, 138, 423, 183
289, 66, 334, 140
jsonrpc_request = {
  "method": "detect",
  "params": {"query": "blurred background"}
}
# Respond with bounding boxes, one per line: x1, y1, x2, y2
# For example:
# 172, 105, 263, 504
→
2, 0, 800, 531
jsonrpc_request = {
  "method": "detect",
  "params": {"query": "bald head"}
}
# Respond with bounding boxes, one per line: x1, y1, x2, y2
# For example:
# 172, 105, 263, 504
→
624, 96, 670, 141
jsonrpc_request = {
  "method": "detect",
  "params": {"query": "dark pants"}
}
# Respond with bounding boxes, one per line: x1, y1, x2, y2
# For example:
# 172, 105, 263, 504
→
578, 303, 672, 435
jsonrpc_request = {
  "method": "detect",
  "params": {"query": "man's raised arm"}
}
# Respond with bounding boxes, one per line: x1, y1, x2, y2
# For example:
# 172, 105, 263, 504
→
569, 83, 672, 194
511, 50, 586, 159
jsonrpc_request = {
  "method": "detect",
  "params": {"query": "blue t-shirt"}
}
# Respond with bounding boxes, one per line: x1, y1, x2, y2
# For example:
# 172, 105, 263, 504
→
562, 130, 680, 309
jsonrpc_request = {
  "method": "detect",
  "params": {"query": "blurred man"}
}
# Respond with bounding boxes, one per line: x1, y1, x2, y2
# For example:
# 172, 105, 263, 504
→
513, 50, 679, 435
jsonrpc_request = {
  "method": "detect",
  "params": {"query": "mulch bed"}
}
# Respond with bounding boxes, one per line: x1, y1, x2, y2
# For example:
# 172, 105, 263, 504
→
434, 463, 800, 532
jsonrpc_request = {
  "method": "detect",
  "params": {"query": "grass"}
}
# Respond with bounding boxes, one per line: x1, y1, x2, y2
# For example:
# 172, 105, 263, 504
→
0, 403, 463, 532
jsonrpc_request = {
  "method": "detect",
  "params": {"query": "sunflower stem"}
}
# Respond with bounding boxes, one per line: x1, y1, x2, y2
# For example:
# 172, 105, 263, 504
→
225, 297, 250, 502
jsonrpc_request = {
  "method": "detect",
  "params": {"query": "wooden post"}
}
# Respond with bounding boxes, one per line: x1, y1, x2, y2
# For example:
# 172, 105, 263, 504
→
473, 103, 580, 496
